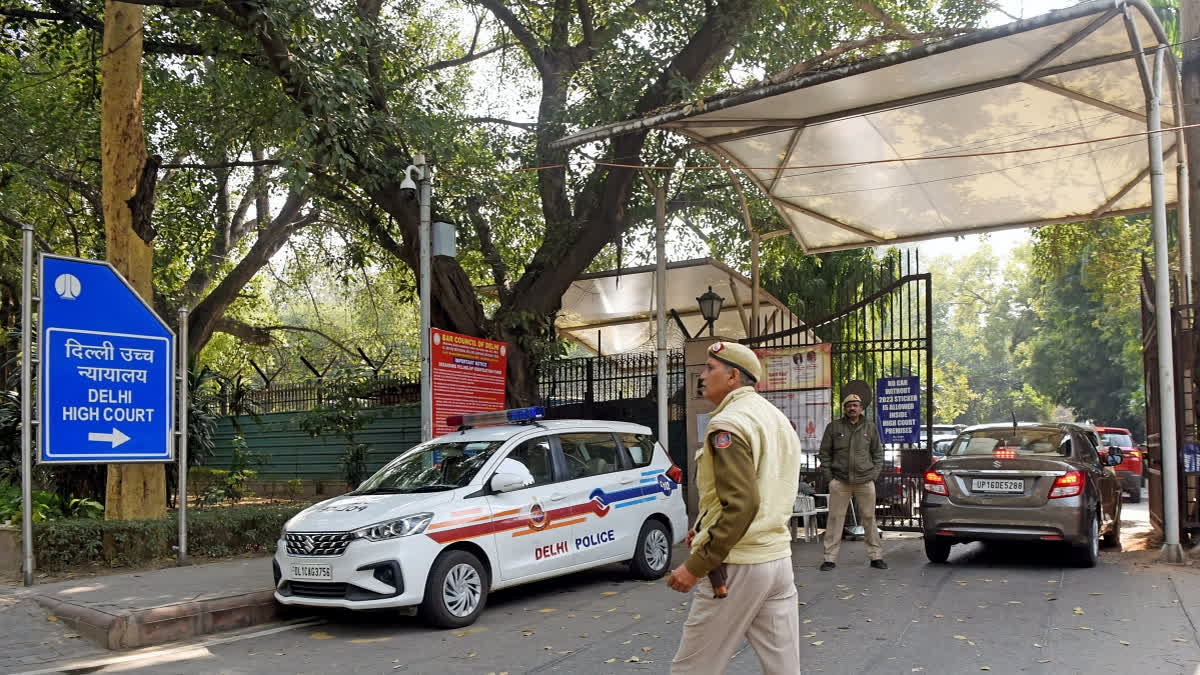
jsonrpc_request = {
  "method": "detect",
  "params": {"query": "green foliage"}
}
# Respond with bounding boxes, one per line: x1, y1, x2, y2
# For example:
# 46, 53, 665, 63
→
0, 484, 102, 525
285, 478, 304, 500
32, 504, 304, 571
929, 243, 1055, 425
298, 368, 377, 489
1027, 217, 1152, 436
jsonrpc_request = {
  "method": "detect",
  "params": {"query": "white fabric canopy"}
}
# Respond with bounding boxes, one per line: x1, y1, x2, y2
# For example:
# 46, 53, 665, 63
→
554, 0, 1182, 253
555, 258, 799, 354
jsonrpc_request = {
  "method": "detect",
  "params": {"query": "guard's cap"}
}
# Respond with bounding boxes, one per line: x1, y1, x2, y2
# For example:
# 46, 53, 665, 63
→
708, 341, 761, 383
842, 393, 863, 406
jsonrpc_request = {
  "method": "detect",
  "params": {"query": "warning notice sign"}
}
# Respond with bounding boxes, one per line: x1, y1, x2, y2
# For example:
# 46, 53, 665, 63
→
431, 328, 508, 437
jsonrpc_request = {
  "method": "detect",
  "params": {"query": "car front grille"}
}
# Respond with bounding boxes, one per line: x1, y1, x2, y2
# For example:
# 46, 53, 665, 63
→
285, 532, 354, 556
288, 581, 348, 598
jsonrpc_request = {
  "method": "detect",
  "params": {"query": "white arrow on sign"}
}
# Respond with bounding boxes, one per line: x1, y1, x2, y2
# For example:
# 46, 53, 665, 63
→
88, 428, 130, 448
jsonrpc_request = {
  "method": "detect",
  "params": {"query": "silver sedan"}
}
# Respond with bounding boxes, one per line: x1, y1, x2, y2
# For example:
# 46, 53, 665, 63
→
920, 423, 1122, 567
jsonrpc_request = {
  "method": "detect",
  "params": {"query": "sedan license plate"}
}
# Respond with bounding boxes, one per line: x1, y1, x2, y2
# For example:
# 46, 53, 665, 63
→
290, 563, 332, 580
971, 478, 1024, 493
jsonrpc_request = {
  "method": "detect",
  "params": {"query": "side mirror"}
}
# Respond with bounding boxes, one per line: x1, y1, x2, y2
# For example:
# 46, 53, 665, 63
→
489, 472, 528, 493
1106, 448, 1123, 466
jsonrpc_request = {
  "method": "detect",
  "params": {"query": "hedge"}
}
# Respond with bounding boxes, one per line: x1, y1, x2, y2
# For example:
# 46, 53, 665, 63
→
32, 504, 305, 571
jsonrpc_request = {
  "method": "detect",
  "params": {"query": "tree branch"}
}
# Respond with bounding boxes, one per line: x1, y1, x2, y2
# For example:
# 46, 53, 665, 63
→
466, 197, 509, 304
0, 5, 243, 57
213, 320, 359, 358
424, 42, 513, 72
160, 158, 281, 169
765, 27, 973, 84
853, 0, 920, 44
471, 0, 546, 73
469, 116, 536, 130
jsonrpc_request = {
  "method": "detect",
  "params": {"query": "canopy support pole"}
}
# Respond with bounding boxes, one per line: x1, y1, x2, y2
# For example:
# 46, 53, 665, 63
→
642, 169, 670, 457
1126, 7, 1186, 562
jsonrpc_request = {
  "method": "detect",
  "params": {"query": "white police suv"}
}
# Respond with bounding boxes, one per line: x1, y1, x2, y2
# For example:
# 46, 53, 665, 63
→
274, 407, 687, 627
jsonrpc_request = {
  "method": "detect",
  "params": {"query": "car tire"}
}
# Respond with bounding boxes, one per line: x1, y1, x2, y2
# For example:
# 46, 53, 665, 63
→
1124, 490, 1141, 504
1074, 512, 1100, 568
924, 535, 951, 563
1102, 508, 1122, 549
630, 519, 672, 580
421, 550, 489, 628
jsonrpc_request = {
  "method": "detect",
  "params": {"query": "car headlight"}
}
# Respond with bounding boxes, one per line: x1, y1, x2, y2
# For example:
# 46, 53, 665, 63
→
354, 513, 434, 541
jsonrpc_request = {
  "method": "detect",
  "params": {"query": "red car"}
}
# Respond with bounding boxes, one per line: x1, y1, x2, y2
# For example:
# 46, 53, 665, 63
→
1095, 426, 1142, 503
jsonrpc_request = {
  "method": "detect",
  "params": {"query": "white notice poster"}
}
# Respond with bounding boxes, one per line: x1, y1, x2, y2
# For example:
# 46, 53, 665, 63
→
763, 388, 832, 455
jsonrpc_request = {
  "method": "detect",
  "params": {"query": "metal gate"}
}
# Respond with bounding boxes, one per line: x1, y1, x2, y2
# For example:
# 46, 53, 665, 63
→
742, 256, 932, 531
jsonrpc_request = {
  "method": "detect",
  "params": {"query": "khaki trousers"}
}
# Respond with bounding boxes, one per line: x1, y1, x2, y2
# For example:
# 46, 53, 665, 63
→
823, 478, 883, 562
671, 557, 801, 675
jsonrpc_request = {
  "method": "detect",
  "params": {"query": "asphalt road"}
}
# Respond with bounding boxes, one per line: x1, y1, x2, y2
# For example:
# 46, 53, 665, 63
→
23, 493, 1200, 675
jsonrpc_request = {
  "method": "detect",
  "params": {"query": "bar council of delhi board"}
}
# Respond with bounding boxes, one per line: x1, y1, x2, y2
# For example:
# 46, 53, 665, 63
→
431, 328, 507, 438
39, 255, 174, 463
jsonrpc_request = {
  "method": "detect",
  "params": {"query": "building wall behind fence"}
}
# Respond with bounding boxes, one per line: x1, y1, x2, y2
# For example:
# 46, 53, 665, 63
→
208, 404, 421, 482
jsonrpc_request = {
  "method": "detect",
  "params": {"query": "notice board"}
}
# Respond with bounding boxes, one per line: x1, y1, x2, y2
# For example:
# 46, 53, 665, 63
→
876, 376, 920, 444
431, 328, 507, 437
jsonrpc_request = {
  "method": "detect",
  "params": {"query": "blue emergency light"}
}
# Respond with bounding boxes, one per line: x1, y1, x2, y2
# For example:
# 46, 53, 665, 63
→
446, 406, 546, 429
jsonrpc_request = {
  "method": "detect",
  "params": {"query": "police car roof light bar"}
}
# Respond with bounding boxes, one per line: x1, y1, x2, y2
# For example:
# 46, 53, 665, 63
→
447, 406, 546, 430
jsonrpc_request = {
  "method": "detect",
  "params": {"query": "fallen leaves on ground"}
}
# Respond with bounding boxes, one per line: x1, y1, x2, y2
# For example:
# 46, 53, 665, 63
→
1073, 608, 1085, 615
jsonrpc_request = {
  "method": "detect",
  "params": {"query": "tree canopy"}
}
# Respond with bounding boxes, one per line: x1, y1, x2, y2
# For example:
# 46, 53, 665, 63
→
0, 0, 991, 402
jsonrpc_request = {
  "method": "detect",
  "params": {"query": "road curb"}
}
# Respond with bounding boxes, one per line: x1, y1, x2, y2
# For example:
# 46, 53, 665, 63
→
32, 589, 281, 650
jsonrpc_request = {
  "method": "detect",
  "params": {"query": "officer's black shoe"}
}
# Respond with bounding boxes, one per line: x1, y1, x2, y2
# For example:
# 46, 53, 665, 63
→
819, 561, 836, 571
869, 559, 889, 570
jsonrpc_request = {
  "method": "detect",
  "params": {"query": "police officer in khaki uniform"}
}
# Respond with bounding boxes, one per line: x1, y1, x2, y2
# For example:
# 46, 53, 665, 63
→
667, 341, 803, 674
818, 393, 887, 570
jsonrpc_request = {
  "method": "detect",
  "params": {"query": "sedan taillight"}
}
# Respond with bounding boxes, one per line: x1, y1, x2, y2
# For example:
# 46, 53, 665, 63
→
923, 471, 947, 495
1049, 470, 1083, 498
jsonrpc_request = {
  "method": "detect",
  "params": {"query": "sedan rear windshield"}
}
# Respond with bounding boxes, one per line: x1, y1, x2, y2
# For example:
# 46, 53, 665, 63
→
1100, 432, 1133, 448
948, 429, 1069, 457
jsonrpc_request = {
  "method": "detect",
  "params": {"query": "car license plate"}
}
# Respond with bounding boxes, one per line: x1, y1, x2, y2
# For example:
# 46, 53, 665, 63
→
290, 563, 332, 580
971, 478, 1023, 493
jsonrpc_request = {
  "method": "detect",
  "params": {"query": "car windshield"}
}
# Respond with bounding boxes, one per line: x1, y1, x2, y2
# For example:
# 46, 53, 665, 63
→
931, 425, 959, 435
948, 429, 1069, 457
933, 439, 953, 455
1100, 432, 1133, 447
354, 441, 506, 494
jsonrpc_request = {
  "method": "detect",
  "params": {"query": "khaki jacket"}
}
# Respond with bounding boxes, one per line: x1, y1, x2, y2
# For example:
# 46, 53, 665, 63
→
819, 416, 883, 484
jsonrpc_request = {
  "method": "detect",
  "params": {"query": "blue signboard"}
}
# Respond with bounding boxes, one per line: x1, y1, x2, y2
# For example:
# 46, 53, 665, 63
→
39, 255, 174, 463
876, 376, 920, 444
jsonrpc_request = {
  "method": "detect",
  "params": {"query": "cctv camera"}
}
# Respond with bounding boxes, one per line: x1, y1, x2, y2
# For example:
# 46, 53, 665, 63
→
400, 165, 419, 192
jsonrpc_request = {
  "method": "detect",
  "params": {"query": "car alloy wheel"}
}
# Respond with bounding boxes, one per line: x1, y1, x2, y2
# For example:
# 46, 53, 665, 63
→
644, 527, 670, 572
443, 562, 482, 617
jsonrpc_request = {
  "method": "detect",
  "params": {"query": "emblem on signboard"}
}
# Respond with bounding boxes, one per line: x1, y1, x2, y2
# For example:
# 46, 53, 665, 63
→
55, 274, 81, 300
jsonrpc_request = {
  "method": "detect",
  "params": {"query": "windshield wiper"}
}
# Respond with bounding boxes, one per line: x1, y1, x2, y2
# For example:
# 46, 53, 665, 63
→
405, 484, 458, 493
354, 486, 410, 495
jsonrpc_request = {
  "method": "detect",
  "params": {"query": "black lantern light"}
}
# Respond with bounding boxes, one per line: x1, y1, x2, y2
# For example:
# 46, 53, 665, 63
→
696, 286, 724, 336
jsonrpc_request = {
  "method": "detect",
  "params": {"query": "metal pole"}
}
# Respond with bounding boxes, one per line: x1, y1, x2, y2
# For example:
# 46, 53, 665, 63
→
1180, 158, 1192, 305
1148, 46, 1187, 563
177, 308, 189, 565
654, 178, 669, 457
418, 155, 433, 442
20, 222, 33, 586
750, 234, 760, 338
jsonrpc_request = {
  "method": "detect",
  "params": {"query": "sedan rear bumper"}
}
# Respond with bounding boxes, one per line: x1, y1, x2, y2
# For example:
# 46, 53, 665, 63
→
921, 496, 1088, 546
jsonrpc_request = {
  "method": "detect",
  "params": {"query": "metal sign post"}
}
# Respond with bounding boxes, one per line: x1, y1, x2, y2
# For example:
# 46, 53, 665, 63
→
20, 222, 33, 586
177, 308, 189, 565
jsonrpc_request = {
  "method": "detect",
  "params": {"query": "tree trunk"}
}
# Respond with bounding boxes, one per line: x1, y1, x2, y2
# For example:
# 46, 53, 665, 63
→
1182, 0, 1200, 304
100, 0, 164, 520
